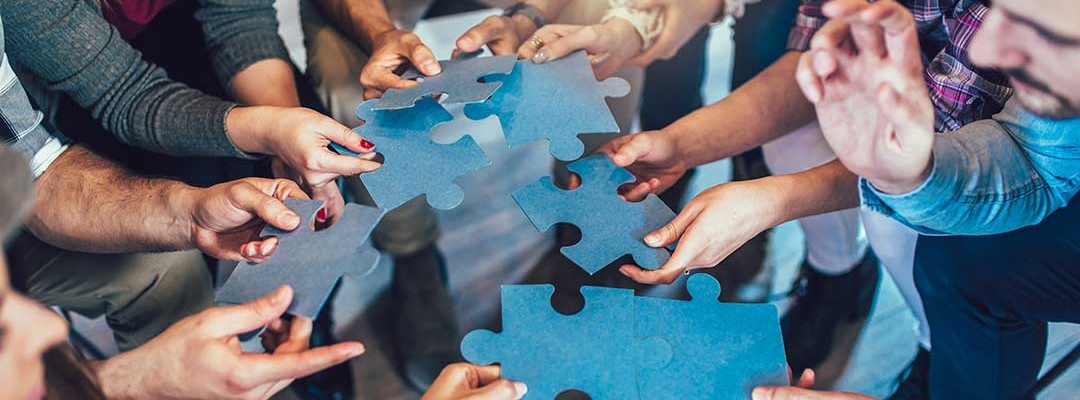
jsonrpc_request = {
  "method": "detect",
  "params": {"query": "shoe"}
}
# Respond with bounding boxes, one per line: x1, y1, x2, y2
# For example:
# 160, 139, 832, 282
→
391, 245, 464, 391
780, 251, 880, 374
887, 347, 930, 400
291, 303, 355, 400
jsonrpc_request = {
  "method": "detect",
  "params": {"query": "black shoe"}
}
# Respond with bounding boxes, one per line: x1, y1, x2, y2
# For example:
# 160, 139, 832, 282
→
780, 251, 880, 374
291, 304, 355, 400
391, 245, 464, 391
888, 347, 930, 400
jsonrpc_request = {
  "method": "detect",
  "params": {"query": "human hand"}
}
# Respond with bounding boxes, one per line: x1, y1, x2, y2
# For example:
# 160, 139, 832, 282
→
618, 179, 785, 284
98, 286, 365, 400
270, 157, 344, 226
753, 368, 878, 399
630, 0, 722, 64
182, 178, 308, 263
597, 131, 689, 201
361, 29, 441, 100
796, 0, 934, 195
456, 14, 539, 57
421, 363, 527, 400
519, 18, 643, 80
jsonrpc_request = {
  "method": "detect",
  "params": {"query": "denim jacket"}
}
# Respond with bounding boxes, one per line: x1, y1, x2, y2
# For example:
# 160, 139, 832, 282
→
862, 98, 1080, 235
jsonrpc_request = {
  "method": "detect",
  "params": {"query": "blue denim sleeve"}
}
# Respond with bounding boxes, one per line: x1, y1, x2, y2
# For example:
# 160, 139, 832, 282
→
861, 99, 1080, 235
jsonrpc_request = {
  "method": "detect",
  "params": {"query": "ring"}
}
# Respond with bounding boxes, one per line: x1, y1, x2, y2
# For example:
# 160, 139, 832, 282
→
528, 36, 545, 49
683, 269, 692, 276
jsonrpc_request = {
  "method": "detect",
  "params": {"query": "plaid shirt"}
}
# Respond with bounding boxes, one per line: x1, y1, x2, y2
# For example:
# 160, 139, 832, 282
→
788, 0, 1013, 132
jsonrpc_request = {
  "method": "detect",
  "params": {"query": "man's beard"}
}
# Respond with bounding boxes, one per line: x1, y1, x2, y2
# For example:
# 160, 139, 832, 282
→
1005, 69, 1080, 119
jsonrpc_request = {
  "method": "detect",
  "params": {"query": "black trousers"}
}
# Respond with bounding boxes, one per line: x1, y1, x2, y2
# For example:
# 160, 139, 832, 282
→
913, 195, 1080, 400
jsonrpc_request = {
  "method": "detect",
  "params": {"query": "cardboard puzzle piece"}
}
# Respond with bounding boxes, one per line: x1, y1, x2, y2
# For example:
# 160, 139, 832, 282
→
332, 97, 491, 211
464, 51, 631, 161
373, 55, 517, 111
216, 199, 384, 319
636, 274, 790, 400
512, 154, 675, 274
461, 284, 672, 400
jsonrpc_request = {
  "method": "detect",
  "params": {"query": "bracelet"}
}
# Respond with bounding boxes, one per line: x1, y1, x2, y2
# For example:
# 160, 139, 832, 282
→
503, 2, 549, 29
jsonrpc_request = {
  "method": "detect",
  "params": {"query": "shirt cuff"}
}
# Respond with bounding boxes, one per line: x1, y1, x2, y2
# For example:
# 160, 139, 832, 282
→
860, 138, 966, 235
30, 136, 70, 178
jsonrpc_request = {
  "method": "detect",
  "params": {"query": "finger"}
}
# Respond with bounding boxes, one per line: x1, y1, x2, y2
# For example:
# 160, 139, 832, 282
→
534, 25, 596, 64
471, 364, 504, 386
628, 0, 670, 8
809, 18, 853, 55
644, 204, 698, 247
796, 51, 824, 103
406, 40, 442, 76
618, 262, 685, 285
468, 379, 528, 400
230, 182, 301, 231
848, 17, 886, 58
863, 1, 920, 68
609, 134, 652, 167
521, 25, 578, 62
797, 369, 817, 389
207, 285, 293, 336
811, 49, 840, 80
309, 183, 345, 225
821, 0, 871, 19
275, 317, 313, 354
237, 341, 365, 386
752, 386, 847, 400
319, 117, 372, 154
620, 182, 655, 202
458, 16, 510, 54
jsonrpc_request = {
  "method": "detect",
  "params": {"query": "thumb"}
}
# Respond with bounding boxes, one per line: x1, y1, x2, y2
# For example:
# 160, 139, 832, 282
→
210, 285, 293, 336
752, 386, 837, 400
468, 380, 528, 400
230, 180, 302, 231
644, 205, 697, 247
609, 134, 653, 167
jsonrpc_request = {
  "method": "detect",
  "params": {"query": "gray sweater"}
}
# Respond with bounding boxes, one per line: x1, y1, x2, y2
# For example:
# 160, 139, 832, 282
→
1, 0, 292, 158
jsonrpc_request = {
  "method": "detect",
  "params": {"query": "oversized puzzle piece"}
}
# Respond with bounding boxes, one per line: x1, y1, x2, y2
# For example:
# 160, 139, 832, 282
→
461, 284, 672, 400
373, 55, 517, 110
332, 97, 491, 211
461, 274, 788, 400
464, 51, 630, 161
512, 154, 675, 273
216, 199, 384, 319
636, 274, 789, 400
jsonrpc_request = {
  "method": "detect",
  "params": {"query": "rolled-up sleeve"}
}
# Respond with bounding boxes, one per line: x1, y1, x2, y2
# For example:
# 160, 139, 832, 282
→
787, 0, 827, 51
1, 0, 253, 159
861, 100, 1080, 235
196, 0, 292, 89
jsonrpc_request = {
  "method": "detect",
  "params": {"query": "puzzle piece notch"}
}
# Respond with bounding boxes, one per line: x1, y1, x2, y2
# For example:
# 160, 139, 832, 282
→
461, 284, 672, 400
512, 155, 675, 273
332, 98, 491, 211
373, 55, 517, 110
464, 51, 631, 161
215, 199, 385, 319
635, 274, 790, 400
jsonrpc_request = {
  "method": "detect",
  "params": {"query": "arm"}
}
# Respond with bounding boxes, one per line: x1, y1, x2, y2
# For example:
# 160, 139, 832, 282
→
194, 0, 293, 94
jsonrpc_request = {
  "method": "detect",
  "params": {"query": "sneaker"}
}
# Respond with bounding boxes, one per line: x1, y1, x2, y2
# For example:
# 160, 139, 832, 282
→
780, 251, 880, 374
887, 347, 930, 400
391, 245, 464, 391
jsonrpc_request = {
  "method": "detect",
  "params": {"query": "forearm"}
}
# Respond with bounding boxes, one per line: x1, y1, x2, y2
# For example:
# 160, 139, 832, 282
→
26, 146, 198, 253
768, 159, 861, 226
311, 0, 397, 51
666, 52, 815, 167
196, 0, 291, 88
229, 59, 301, 107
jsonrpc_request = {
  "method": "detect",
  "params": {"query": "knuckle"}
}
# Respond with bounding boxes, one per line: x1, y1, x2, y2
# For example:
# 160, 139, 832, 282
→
223, 370, 254, 393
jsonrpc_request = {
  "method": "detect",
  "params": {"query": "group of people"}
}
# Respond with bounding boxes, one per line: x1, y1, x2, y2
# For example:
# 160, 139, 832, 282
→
0, 0, 1077, 399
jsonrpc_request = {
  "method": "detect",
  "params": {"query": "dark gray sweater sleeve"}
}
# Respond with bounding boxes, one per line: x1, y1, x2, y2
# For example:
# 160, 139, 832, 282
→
1, 0, 252, 158
195, 0, 292, 89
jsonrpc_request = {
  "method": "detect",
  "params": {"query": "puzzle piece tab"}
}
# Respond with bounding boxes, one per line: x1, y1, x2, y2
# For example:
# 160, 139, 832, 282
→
636, 274, 790, 400
464, 51, 630, 161
512, 154, 675, 273
216, 199, 384, 319
461, 284, 672, 400
373, 55, 517, 110
332, 97, 491, 211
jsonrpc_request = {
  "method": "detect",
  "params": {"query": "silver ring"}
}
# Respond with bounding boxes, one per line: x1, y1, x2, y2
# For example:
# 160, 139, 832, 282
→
528, 36, 545, 49
683, 269, 692, 276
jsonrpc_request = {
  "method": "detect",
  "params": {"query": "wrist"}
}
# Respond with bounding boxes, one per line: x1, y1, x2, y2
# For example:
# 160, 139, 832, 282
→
871, 158, 934, 195
225, 106, 275, 155
661, 123, 704, 169
509, 13, 539, 40
96, 353, 151, 400
165, 183, 202, 251
603, 18, 644, 50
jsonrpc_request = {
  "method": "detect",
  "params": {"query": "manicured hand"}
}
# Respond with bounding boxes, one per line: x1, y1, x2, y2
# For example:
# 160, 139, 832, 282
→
184, 178, 308, 263
421, 364, 527, 400
629, 0, 722, 64
753, 368, 878, 399
456, 14, 539, 57
270, 157, 344, 226
519, 18, 643, 80
619, 180, 784, 284
597, 131, 689, 202
796, 0, 934, 195
361, 29, 441, 100
98, 286, 365, 400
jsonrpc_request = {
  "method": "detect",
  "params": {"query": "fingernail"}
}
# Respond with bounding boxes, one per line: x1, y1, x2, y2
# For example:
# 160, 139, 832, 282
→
348, 345, 366, 357
316, 208, 327, 222
244, 245, 256, 257
360, 139, 375, 150
644, 234, 660, 245
281, 212, 300, 227
513, 382, 528, 398
459, 37, 474, 49
271, 287, 289, 305
618, 267, 631, 277
423, 60, 441, 74
533, 50, 550, 64
751, 388, 767, 400
263, 241, 277, 255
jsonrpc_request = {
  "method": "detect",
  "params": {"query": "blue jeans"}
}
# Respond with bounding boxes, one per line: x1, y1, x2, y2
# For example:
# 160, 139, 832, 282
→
913, 195, 1080, 400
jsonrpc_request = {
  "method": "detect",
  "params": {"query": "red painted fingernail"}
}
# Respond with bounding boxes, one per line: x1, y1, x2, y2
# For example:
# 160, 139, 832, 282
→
360, 140, 375, 150
316, 208, 327, 221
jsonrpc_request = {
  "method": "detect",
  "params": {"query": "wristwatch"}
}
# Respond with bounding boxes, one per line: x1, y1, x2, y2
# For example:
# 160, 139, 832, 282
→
503, 2, 549, 29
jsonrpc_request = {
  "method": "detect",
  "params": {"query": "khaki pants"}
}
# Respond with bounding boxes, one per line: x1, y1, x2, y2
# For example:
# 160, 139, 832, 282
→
8, 232, 214, 351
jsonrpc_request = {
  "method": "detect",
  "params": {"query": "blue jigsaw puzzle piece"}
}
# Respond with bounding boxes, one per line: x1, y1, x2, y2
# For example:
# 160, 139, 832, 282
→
464, 51, 631, 161
373, 55, 517, 110
461, 284, 672, 400
332, 97, 491, 211
512, 154, 675, 273
636, 274, 789, 400
215, 199, 384, 319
